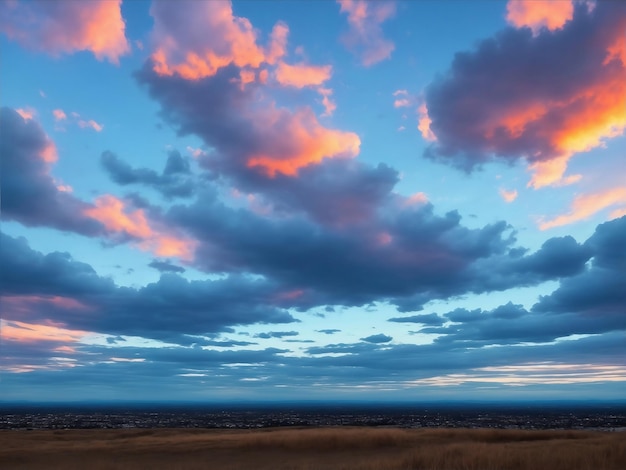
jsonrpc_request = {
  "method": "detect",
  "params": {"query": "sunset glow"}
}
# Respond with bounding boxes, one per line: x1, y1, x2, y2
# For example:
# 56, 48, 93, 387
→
1, 0, 624, 403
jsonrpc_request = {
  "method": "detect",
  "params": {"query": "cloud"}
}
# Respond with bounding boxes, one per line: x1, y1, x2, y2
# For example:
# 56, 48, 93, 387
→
149, 0, 287, 80
52, 109, 66, 121
52, 110, 104, 132
318, 87, 336, 116
15, 107, 35, 120
84, 194, 197, 261
533, 215, 626, 317
0, 107, 103, 236
506, 0, 575, 35
422, 218, 626, 345
338, 0, 396, 66
274, 62, 332, 88
0, 0, 129, 63
255, 331, 299, 339
539, 186, 626, 229
388, 313, 445, 326
169, 189, 539, 311
392, 90, 410, 107
424, 0, 626, 188
317, 329, 341, 335
0, 233, 298, 343
499, 188, 518, 203
101, 150, 195, 199
1, 320, 87, 344
417, 104, 436, 142
148, 259, 186, 274
137, 62, 360, 179
238, 159, 400, 227
77, 119, 103, 132
361, 334, 393, 344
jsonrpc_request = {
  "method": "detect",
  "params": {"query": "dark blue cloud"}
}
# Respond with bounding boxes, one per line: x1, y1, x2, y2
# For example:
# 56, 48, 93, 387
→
255, 331, 299, 339
361, 334, 392, 344
388, 313, 444, 326
148, 259, 186, 273
0, 233, 297, 342
101, 150, 195, 199
0, 107, 103, 236
317, 329, 341, 335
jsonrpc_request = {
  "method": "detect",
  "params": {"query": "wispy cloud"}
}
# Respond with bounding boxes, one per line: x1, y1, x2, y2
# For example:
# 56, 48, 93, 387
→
338, 0, 396, 66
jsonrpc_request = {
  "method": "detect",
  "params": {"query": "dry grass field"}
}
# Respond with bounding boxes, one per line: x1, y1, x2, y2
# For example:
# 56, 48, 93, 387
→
1, 427, 624, 469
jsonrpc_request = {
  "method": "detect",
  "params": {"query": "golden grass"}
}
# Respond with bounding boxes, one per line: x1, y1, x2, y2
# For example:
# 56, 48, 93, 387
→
1, 427, 624, 469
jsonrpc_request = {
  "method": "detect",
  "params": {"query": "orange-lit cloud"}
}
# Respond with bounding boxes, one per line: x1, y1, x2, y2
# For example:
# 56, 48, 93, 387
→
527, 156, 582, 189
0, 0, 129, 63
1, 319, 87, 344
246, 108, 360, 177
84, 195, 197, 260
275, 62, 332, 88
425, 1, 626, 189
539, 186, 626, 230
417, 104, 436, 142
140, 235, 198, 261
338, 0, 396, 66
85, 195, 152, 239
506, 0, 574, 35
150, 1, 287, 80
499, 188, 518, 203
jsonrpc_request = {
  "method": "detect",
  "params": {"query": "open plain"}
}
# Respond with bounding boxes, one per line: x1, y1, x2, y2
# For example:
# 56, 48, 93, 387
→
1, 427, 625, 470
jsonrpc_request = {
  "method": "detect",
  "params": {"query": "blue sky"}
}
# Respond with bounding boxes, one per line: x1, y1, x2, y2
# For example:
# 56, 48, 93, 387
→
1, 0, 625, 403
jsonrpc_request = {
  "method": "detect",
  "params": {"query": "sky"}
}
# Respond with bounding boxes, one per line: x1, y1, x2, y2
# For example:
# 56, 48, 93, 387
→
1, 0, 625, 403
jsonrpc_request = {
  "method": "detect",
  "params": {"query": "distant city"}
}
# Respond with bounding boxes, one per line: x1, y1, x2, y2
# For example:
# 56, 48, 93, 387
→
2, 402, 625, 432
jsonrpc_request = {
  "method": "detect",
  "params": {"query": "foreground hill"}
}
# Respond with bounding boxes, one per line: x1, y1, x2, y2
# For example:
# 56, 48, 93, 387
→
1, 427, 624, 469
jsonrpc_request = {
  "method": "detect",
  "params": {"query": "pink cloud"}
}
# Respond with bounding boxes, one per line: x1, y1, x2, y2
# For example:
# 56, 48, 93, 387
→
0, 0, 129, 63
1, 319, 87, 344
141, 1, 359, 180
402, 192, 429, 207
15, 107, 35, 120
506, 0, 574, 35
54, 110, 103, 132
417, 104, 436, 142
274, 62, 332, 88
318, 88, 337, 117
393, 98, 410, 108
246, 107, 360, 177
338, 0, 396, 66
84, 195, 152, 239
84, 195, 197, 260
499, 188, 519, 203
1, 295, 93, 319
150, 1, 287, 80
77, 119, 103, 132
539, 186, 626, 230
52, 108, 66, 121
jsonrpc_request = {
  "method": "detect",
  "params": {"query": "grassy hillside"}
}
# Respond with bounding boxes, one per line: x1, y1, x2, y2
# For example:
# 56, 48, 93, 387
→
1, 427, 624, 469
